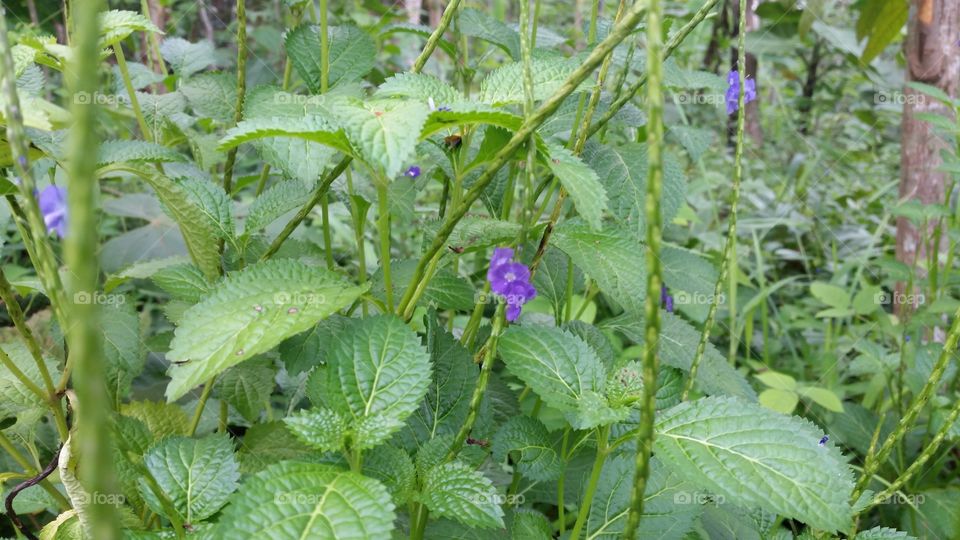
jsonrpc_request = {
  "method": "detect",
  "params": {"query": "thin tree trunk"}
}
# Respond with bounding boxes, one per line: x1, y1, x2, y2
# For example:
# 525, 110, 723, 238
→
896, 0, 960, 322
728, 0, 762, 145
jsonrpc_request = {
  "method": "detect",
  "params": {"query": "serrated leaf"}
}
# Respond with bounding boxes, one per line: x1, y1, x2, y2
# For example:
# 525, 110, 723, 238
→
284, 407, 347, 452
363, 445, 416, 506
418, 461, 505, 529
491, 416, 561, 481
583, 143, 686, 236
236, 421, 314, 474
420, 104, 524, 139
160, 38, 216, 77
375, 73, 464, 105
285, 25, 375, 93
217, 462, 395, 539
0, 343, 61, 432
243, 180, 313, 236
97, 140, 187, 165
552, 219, 646, 314
100, 10, 161, 46
336, 100, 431, 178
215, 358, 276, 421
151, 263, 211, 303
120, 401, 189, 438
511, 509, 552, 539
460, 8, 521, 59
164, 259, 367, 401
668, 125, 714, 162
180, 72, 238, 123
311, 315, 432, 449
102, 301, 144, 404
499, 326, 623, 429
855, 527, 916, 539
479, 57, 583, 105
422, 217, 522, 254
218, 115, 353, 155
138, 433, 240, 523
541, 141, 607, 230
654, 396, 855, 532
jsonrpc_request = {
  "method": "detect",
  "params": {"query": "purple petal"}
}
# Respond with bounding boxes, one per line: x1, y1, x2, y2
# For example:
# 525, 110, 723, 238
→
505, 303, 522, 321
38, 185, 67, 237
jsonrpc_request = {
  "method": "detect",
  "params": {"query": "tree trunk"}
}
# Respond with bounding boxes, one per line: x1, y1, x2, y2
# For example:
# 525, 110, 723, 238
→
896, 0, 960, 320
729, 0, 762, 145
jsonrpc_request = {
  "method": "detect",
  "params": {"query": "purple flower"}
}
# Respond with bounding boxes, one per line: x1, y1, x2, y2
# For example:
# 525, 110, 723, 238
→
725, 70, 757, 115
437, 106, 452, 112
486, 246, 536, 322
660, 285, 674, 313
38, 185, 67, 238
818, 435, 829, 447
405, 166, 421, 178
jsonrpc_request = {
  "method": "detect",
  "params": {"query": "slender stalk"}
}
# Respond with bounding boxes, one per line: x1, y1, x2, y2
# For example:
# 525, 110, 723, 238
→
65, 0, 120, 536
0, 432, 71, 510
221, 0, 248, 195
621, 0, 665, 536
519, 0, 537, 247
112, 43, 152, 142
852, 304, 960, 501
569, 426, 611, 540
397, 1, 651, 319
411, 0, 462, 73
188, 376, 217, 436
377, 181, 393, 311
682, 0, 747, 401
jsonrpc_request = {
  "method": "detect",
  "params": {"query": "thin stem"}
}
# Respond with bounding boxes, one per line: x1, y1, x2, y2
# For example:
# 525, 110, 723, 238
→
682, 0, 747, 401
411, 0, 462, 73
396, 1, 651, 318
621, 0, 665, 535
188, 376, 217, 436
221, 0, 248, 195
569, 426, 611, 540
112, 43, 152, 142
0, 432, 71, 510
377, 181, 393, 311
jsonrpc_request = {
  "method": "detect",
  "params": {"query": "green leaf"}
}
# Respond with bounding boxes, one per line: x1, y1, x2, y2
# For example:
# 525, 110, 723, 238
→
668, 125, 714, 162
422, 216, 522, 254
285, 25, 375, 93
159, 38, 216, 78
180, 72, 238, 123
0, 343, 61, 432
218, 115, 353, 156
798, 386, 844, 412
584, 143, 687, 236
418, 461, 505, 529
97, 140, 187, 165
540, 141, 607, 231
362, 445, 416, 506
420, 104, 524, 139
375, 73, 464, 105
120, 401, 189, 438
336, 100, 431, 178
151, 263, 212, 303
99, 10, 161, 46
164, 259, 367, 401
810, 282, 851, 309
499, 325, 624, 429
277, 316, 347, 376
243, 179, 313, 237
236, 421, 314, 474
859, 0, 907, 64
907, 81, 955, 107
138, 433, 240, 523
217, 462, 396, 538
283, 407, 347, 452
758, 388, 799, 414
510, 509, 552, 539
310, 315, 432, 449
907, 487, 960, 539
552, 219, 646, 314
654, 396, 855, 532
215, 358, 276, 422
102, 301, 145, 403
491, 416, 561, 481
120, 163, 223, 280
459, 8, 521, 59
479, 57, 583, 105
754, 371, 797, 391
855, 527, 916, 539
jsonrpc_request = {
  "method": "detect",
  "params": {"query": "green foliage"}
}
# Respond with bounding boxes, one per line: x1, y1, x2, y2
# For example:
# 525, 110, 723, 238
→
417, 461, 505, 529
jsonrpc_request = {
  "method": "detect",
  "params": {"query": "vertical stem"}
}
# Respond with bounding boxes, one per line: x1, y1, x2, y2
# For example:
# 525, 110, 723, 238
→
682, 0, 748, 400
221, 0, 248, 195
411, 0, 462, 73
113, 43, 152, 142
318, 0, 335, 270
188, 376, 217, 436
622, 0, 664, 536
569, 426, 611, 540
377, 181, 393, 312
66, 0, 120, 536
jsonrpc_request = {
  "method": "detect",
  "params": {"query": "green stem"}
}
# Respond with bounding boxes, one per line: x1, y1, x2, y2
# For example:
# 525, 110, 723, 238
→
377, 181, 393, 311
221, 0, 248, 195
682, 0, 747, 401
396, 1, 651, 317
65, 0, 120, 535
112, 43, 152, 142
852, 304, 960, 502
320, 0, 329, 92
188, 376, 217, 436
621, 0, 665, 536
411, 0, 462, 73
409, 501, 430, 540
0, 432, 71, 510
569, 426, 611, 540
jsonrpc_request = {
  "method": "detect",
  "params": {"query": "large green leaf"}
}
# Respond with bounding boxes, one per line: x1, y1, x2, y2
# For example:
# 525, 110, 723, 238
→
335, 100, 431, 178
217, 462, 395, 539
499, 326, 626, 429
491, 416, 561, 481
420, 104, 523, 139
418, 461, 505, 529
309, 315, 432, 449
218, 115, 353, 156
858, 0, 908, 63
165, 260, 367, 401
159, 38, 216, 78
855, 527, 917, 540
459, 8, 521, 59
0, 343, 60, 433
541, 141, 608, 231
97, 140, 187, 165
285, 24, 376, 93
479, 57, 583, 105
375, 73, 464, 105
654, 396, 855, 532
551, 219, 646, 314
180, 72, 238, 123
102, 300, 145, 404
243, 179, 313, 238
138, 433, 240, 523
215, 358, 276, 422
99, 10, 161, 46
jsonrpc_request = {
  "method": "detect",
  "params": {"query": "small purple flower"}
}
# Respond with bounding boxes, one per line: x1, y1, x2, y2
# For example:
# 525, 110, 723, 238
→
37, 185, 67, 238
725, 70, 757, 115
904, 335, 911, 342
437, 106, 452, 112
660, 285, 674, 313
405, 166, 421, 178
818, 435, 829, 447
487, 246, 536, 322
